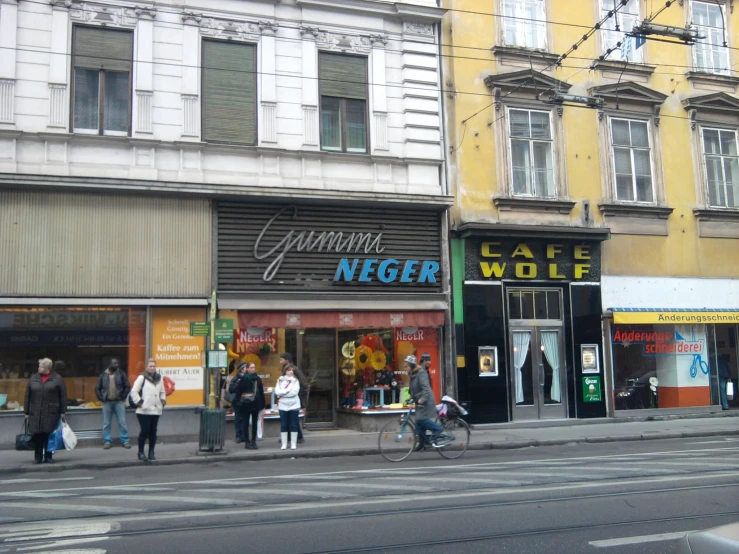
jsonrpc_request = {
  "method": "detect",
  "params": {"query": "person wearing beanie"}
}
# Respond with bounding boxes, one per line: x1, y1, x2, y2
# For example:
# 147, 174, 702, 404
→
407, 354, 444, 450
279, 353, 308, 443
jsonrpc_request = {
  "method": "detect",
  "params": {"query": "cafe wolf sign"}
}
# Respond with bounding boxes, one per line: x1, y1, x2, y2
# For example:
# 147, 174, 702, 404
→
217, 203, 443, 292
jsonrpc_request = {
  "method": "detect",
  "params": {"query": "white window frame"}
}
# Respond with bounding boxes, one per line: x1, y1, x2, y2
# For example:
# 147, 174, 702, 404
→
609, 117, 655, 203
691, 0, 730, 75
600, 0, 643, 63
507, 107, 557, 198
701, 126, 739, 208
501, 0, 547, 51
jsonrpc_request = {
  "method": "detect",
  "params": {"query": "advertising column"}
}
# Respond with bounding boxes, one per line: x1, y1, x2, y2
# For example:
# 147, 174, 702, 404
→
150, 307, 206, 406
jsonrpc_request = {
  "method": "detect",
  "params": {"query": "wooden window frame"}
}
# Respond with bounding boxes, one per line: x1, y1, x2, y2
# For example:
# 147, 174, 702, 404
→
319, 96, 369, 154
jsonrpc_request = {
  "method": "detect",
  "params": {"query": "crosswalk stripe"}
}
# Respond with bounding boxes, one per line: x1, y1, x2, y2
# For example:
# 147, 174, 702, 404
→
589, 530, 694, 548
375, 475, 531, 486
89, 494, 254, 507
0, 502, 141, 515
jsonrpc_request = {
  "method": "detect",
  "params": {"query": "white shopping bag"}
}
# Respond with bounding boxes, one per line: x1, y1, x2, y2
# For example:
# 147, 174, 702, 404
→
727, 380, 735, 400
62, 421, 77, 450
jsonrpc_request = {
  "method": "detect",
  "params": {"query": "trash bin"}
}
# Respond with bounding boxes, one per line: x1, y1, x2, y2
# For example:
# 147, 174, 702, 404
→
198, 408, 226, 451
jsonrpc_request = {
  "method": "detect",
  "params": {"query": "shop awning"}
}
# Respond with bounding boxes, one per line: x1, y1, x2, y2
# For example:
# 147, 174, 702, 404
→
238, 311, 445, 329
610, 308, 739, 325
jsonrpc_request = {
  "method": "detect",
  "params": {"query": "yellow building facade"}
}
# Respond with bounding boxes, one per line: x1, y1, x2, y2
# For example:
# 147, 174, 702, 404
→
445, 0, 739, 423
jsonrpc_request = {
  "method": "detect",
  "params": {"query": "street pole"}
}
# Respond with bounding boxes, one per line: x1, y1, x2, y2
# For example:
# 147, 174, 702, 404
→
208, 289, 217, 409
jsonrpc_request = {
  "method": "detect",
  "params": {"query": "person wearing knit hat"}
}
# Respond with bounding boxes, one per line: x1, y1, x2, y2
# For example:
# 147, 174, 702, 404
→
279, 353, 308, 443
408, 352, 443, 451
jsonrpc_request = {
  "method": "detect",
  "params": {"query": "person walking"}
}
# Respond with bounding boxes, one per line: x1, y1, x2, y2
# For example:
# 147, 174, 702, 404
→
407, 354, 444, 450
718, 354, 732, 411
95, 357, 131, 450
23, 358, 67, 464
275, 365, 301, 450
231, 362, 265, 450
129, 358, 166, 462
279, 353, 308, 443
224, 361, 245, 444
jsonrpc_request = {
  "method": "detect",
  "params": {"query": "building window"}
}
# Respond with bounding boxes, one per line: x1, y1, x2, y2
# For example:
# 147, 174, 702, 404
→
318, 53, 368, 153
692, 1, 729, 75
202, 40, 257, 145
601, 0, 642, 63
72, 26, 133, 136
703, 128, 739, 208
508, 108, 555, 197
502, 0, 546, 50
611, 118, 653, 202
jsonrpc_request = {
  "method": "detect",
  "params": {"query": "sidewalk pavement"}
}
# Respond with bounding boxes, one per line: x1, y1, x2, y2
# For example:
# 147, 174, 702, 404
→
3, 413, 738, 474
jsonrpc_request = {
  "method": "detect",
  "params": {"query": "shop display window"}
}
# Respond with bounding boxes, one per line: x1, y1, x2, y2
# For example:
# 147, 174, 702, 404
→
0, 308, 146, 411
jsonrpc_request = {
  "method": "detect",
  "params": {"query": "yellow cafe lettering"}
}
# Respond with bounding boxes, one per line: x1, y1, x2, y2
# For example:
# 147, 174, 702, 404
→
479, 242, 592, 280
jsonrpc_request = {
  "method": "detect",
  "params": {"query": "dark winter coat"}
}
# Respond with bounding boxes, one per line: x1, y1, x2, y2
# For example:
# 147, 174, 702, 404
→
24, 372, 67, 434
230, 373, 265, 412
410, 368, 437, 421
95, 369, 131, 402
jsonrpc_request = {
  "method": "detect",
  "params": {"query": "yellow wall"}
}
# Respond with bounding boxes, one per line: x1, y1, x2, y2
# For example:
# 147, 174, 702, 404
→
444, 0, 739, 279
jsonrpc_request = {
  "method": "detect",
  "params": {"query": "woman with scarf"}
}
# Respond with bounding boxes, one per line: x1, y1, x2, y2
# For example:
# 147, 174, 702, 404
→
275, 365, 300, 450
24, 358, 67, 464
231, 362, 265, 449
130, 358, 166, 462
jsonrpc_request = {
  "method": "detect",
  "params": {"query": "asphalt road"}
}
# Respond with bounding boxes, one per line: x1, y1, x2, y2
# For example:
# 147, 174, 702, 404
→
0, 437, 738, 554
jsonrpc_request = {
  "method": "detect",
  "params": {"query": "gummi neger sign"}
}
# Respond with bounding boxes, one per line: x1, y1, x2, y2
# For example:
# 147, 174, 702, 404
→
254, 205, 440, 284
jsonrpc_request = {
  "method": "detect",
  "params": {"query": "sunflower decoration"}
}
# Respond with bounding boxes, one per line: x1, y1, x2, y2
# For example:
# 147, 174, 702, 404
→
355, 345, 373, 370
242, 353, 261, 372
371, 350, 387, 371
341, 341, 356, 358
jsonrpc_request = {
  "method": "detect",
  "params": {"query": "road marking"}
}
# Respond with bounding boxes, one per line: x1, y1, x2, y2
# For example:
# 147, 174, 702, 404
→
589, 530, 694, 548
0, 522, 115, 542
189, 487, 355, 499
16, 536, 109, 552
0, 478, 93, 485
298, 481, 438, 492
0, 502, 141, 515
88, 494, 253, 507
633, 460, 739, 469
0, 492, 79, 499
375, 475, 531, 487
688, 439, 739, 445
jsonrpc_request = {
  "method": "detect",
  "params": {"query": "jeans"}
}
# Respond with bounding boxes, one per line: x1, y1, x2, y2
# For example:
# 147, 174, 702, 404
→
279, 409, 299, 433
137, 414, 160, 453
233, 404, 244, 441
102, 401, 129, 445
241, 407, 259, 442
416, 418, 443, 444
719, 378, 730, 410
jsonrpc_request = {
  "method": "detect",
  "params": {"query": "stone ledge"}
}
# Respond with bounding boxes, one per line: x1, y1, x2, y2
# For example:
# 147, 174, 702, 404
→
494, 196, 576, 215
693, 207, 739, 238
686, 71, 739, 92
491, 46, 558, 71
598, 202, 674, 219
592, 59, 656, 81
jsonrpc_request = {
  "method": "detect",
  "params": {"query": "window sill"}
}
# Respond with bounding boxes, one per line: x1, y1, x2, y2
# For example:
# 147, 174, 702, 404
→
693, 207, 739, 238
494, 196, 576, 214
592, 60, 655, 83
686, 71, 739, 93
598, 202, 673, 236
491, 46, 558, 71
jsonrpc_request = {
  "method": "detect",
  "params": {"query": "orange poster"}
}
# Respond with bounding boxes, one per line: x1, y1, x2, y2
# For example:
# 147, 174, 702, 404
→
394, 327, 441, 403
150, 307, 206, 406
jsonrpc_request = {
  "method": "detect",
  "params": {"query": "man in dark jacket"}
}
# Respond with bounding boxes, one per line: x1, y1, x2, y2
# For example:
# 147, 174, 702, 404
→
408, 354, 446, 450
718, 354, 732, 411
95, 358, 131, 449
280, 353, 308, 443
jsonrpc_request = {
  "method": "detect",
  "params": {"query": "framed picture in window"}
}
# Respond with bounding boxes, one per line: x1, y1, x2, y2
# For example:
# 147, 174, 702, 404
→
581, 344, 600, 374
478, 346, 498, 377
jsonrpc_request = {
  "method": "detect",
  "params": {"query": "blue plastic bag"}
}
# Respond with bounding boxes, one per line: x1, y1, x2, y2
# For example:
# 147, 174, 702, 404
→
47, 420, 65, 453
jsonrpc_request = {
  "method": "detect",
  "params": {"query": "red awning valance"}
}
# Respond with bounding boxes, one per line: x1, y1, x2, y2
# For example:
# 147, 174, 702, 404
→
238, 311, 445, 329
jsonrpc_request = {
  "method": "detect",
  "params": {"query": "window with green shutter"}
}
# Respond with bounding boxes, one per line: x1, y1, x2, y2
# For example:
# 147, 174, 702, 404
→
202, 40, 257, 145
318, 53, 368, 153
72, 26, 133, 136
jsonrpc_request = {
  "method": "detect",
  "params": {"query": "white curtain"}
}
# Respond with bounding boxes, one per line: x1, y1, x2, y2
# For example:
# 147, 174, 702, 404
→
513, 331, 531, 404
541, 330, 561, 403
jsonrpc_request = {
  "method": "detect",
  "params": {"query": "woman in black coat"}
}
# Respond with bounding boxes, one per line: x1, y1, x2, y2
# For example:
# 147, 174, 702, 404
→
230, 362, 265, 450
24, 358, 67, 464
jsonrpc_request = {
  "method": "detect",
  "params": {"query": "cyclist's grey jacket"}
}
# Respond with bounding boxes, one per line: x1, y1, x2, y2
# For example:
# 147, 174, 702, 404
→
410, 368, 437, 420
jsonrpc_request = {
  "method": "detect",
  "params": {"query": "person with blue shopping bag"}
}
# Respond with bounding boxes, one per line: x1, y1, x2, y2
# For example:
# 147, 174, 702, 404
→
24, 358, 67, 464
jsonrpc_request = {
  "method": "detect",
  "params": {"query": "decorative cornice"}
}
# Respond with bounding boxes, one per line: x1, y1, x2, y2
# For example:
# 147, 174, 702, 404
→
491, 46, 559, 71
182, 11, 202, 24
591, 59, 656, 79
598, 202, 674, 220
134, 6, 156, 20
370, 34, 389, 48
403, 22, 434, 37
69, 3, 140, 28
300, 26, 320, 39
316, 31, 371, 54
588, 81, 667, 108
49, 0, 72, 8
296, 0, 445, 22
685, 71, 739, 89
258, 20, 278, 35
200, 18, 264, 41
493, 196, 576, 215
682, 91, 739, 114
484, 68, 571, 95
693, 207, 739, 222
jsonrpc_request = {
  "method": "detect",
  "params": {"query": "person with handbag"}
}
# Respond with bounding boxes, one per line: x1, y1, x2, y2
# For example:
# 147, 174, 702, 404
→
129, 358, 166, 462
23, 358, 67, 464
224, 361, 245, 444
279, 353, 308, 444
231, 362, 265, 450
275, 365, 300, 450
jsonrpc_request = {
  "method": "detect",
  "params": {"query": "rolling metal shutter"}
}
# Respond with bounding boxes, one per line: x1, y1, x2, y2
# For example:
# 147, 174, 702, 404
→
73, 26, 133, 71
318, 52, 367, 100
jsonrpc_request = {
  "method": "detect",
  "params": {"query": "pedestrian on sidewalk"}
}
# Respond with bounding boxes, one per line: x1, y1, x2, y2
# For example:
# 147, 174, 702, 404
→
275, 365, 300, 450
23, 358, 67, 464
95, 357, 132, 450
279, 353, 308, 444
231, 362, 265, 450
718, 354, 732, 411
408, 354, 443, 450
223, 361, 244, 444
130, 358, 166, 462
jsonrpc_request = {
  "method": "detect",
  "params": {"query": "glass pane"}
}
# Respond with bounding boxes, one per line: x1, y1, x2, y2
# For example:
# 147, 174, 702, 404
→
302, 329, 335, 421
614, 147, 633, 175
508, 291, 522, 320
723, 157, 738, 207
320, 96, 342, 151
706, 3, 722, 28
703, 129, 720, 155
693, 2, 708, 26
513, 331, 533, 406
73, 68, 99, 132
541, 330, 562, 404
695, 42, 708, 72
509, 110, 530, 138
636, 175, 653, 202
611, 120, 630, 146
345, 99, 366, 153
511, 139, 531, 194
719, 130, 737, 156
546, 290, 560, 320
706, 156, 723, 206
529, 111, 551, 140
633, 149, 651, 176
103, 71, 129, 134
629, 121, 649, 148
520, 291, 534, 319
534, 291, 547, 320
616, 175, 634, 201
532, 141, 554, 196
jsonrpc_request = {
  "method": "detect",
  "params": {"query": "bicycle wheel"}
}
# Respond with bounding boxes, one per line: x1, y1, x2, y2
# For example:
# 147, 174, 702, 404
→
437, 418, 470, 459
378, 418, 417, 462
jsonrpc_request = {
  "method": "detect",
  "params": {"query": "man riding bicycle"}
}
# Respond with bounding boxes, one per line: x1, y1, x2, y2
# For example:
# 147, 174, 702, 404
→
406, 354, 448, 451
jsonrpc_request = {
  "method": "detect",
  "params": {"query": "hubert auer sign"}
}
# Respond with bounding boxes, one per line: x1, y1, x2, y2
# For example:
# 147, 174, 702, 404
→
465, 239, 601, 282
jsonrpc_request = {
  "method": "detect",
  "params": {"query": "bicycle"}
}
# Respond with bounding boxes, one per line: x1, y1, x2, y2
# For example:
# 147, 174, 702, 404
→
378, 405, 471, 462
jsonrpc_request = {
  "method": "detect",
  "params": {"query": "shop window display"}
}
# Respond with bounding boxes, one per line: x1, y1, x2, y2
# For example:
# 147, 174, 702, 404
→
0, 308, 146, 412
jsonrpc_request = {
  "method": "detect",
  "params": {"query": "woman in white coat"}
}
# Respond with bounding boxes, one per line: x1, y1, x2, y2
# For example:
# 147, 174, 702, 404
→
275, 366, 300, 450
130, 358, 166, 462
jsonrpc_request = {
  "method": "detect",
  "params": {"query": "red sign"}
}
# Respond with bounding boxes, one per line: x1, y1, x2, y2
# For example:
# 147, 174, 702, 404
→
235, 327, 276, 354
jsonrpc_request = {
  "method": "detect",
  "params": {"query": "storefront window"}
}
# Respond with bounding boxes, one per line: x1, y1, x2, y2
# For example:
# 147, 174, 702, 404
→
612, 324, 716, 410
0, 308, 146, 411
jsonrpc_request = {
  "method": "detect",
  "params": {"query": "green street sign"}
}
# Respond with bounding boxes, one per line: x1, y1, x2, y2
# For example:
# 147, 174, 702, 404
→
583, 376, 602, 402
190, 322, 210, 337
214, 318, 234, 343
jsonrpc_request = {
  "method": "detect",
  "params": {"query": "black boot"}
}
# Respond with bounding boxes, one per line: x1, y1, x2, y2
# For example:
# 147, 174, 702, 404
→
148, 447, 156, 461
44, 452, 54, 464
251, 440, 258, 450
138, 450, 147, 462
